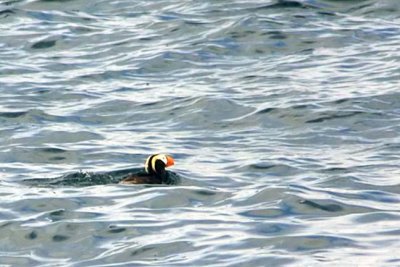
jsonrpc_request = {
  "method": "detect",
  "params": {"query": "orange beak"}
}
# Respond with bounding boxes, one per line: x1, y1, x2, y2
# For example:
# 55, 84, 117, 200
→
166, 155, 175, 167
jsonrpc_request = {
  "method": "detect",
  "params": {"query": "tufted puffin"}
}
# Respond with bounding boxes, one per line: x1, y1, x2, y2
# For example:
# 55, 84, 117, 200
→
120, 154, 175, 184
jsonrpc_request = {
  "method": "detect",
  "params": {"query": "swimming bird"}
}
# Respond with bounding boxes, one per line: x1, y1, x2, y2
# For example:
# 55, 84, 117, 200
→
120, 154, 175, 184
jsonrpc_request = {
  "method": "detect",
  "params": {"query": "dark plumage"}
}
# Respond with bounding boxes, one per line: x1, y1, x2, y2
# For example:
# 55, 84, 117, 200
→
120, 154, 175, 185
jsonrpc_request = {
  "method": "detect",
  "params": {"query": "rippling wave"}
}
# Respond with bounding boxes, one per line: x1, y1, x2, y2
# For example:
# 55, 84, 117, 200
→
1, 0, 400, 265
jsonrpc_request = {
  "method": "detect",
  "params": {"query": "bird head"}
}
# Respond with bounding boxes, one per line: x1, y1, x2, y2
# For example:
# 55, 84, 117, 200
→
144, 154, 175, 175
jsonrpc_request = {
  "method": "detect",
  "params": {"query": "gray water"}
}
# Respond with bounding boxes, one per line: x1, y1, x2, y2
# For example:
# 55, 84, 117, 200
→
1, 0, 400, 266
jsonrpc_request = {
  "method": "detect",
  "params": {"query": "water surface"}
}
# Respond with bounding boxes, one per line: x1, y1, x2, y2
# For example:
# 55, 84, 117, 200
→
1, 0, 400, 266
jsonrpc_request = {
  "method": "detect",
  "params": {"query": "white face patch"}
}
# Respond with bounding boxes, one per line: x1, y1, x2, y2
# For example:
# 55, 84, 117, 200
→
145, 154, 168, 174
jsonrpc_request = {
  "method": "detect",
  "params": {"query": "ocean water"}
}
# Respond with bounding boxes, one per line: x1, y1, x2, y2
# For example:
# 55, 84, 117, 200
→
1, 0, 400, 265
